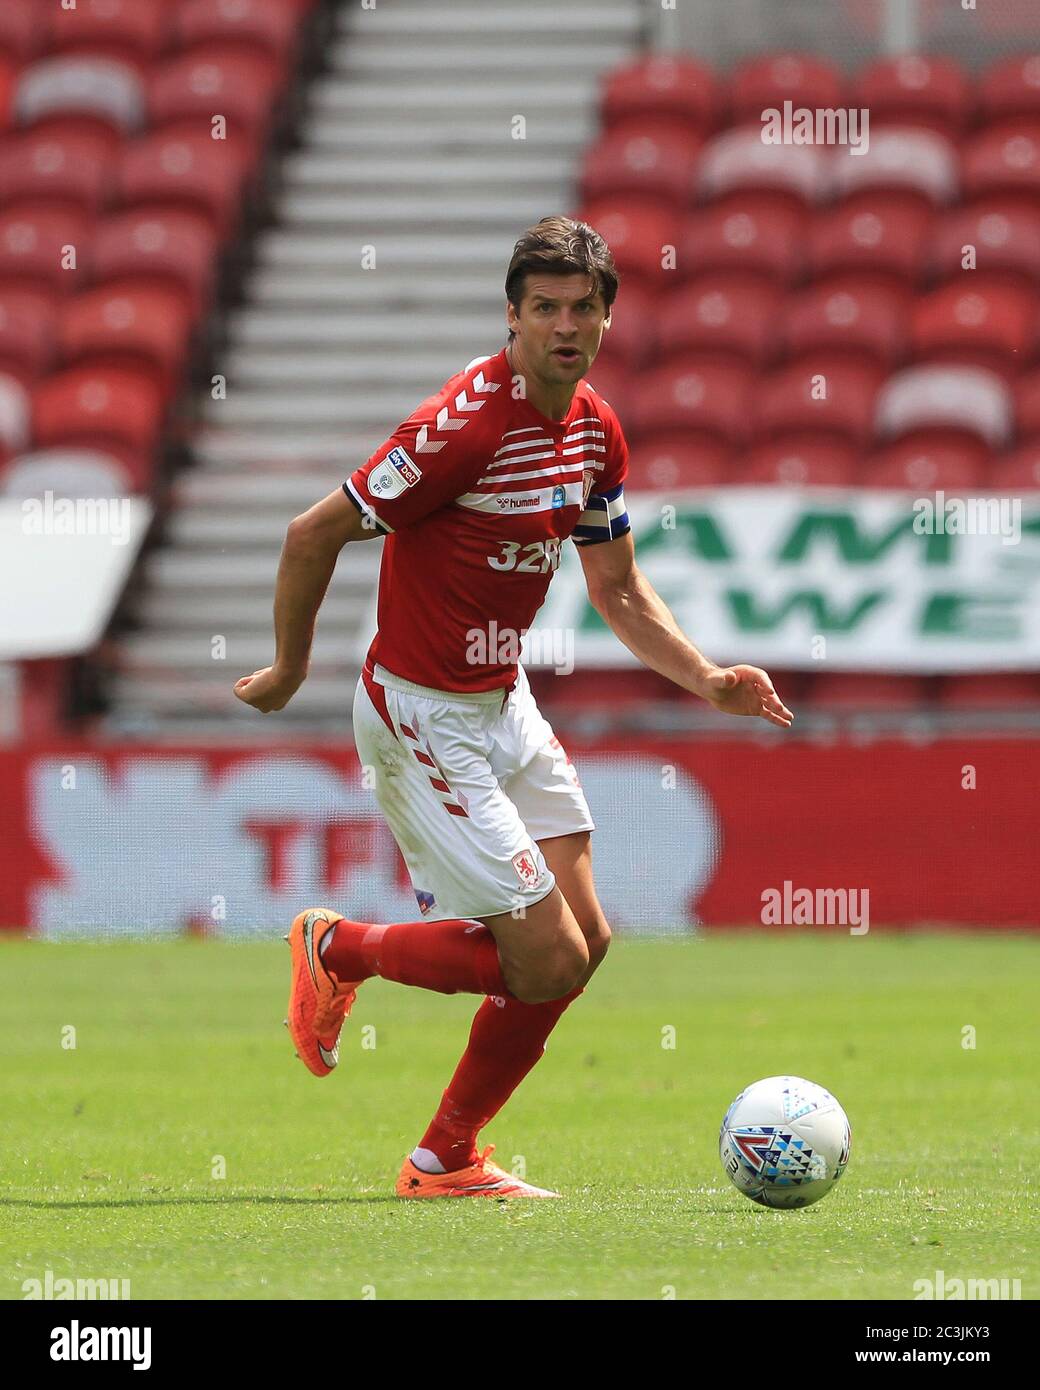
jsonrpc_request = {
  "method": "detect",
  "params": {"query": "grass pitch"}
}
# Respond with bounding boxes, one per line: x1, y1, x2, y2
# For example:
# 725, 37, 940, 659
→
1, 932, 1037, 1300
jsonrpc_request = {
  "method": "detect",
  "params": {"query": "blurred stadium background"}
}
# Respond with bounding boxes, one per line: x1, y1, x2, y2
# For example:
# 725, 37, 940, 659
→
0, 0, 1037, 936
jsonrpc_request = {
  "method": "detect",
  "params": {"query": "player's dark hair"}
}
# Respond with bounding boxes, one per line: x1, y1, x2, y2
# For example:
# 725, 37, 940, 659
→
505, 216, 619, 341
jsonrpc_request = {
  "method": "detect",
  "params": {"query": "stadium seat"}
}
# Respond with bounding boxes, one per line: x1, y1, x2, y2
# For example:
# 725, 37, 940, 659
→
962, 121, 1040, 202
978, 55, 1040, 125
861, 436, 990, 490
56, 283, 193, 400
0, 205, 89, 293
600, 55, 721, 134
678, 196, 807, 283
594, 279, 659, 368
0, 286, 58, 379
742, 437, 858, 486
852, 56, 971, 137
807, 193, 932, 285
1013, 368, 1040, 436
580, 121, 704, 206
147, 49, 284, 147
0, 370, 31, 451
626, 435, 732, 489
0, 446, 139, 499
809, 674, 930, 709
874, 364, 1013, 450
116, 131, 251, 239
657, 274, 781, 366
536, 667, 681, 711
729, 52, 844, 123
0, 1, 40, 65
697, 124, 828, 206
90, 208, 218, 320
930, 203, 1040, 286
32, 364, 164, 454
910, 276, 1039, 372
579, 198, 682, 285
173, 0, 304, 66
584, 358, 632, 425
990, 441, 1040, 491
830, 127, 958, 208
0, 127, 114, 215
779, 277, 910, 366
628, 358, 755, 447
938, 674, 1040, 709
0, 55, 15, 133
754, 357, 884, 447
14, 56, 145, 138
44, 0, 168, 63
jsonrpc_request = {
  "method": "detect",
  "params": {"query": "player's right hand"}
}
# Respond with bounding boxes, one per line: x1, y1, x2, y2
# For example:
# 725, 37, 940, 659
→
233, 664, 305, 713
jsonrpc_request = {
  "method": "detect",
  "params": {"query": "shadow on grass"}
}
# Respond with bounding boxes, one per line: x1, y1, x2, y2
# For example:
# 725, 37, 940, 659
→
0, 1195, 400, 1209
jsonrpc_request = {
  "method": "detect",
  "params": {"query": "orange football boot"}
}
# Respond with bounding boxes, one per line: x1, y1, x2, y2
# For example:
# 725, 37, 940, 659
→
395, 1145, 561, 1199
284, 907, 362, 1078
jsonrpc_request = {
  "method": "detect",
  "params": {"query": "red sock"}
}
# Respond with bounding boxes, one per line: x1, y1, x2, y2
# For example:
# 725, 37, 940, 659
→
320, 917, 510, 997
417, 986, 584, 1171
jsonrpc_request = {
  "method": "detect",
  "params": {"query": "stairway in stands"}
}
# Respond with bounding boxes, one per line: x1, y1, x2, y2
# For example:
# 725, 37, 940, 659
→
105, 0, 644, 737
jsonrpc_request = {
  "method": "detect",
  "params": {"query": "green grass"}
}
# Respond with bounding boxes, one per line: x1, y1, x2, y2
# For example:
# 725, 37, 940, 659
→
1, 933, 1037, 1300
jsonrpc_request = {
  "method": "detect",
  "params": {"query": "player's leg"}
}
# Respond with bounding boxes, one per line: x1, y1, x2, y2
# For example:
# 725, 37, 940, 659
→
535, 830, 611, 988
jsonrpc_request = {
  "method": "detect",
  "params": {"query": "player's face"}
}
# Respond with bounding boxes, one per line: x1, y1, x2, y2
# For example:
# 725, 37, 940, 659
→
508, 273, 611, 385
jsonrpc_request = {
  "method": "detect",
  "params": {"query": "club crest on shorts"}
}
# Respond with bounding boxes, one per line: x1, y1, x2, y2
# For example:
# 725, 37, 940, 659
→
511, 847, 541, 888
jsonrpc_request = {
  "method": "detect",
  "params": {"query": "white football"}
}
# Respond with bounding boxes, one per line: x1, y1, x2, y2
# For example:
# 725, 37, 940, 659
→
719, 1075, 851, 1209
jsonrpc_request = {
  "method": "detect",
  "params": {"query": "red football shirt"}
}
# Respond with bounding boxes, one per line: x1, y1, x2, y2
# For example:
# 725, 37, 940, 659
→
343, 347, 630, 692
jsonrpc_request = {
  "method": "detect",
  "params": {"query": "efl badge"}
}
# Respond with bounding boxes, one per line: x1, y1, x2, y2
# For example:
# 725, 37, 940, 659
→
367, 445, 422, 500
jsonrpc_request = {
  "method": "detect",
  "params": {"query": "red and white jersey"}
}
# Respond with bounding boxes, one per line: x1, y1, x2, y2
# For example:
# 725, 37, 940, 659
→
343, 346, 630, 692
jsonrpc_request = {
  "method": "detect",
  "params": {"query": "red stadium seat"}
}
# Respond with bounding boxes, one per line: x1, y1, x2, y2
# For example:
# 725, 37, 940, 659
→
0, 446, 142, 498
626, 435, 732, 489
174, 0, 304, 66
535, 668, 681, 711
583, 359, 631, 426
1013, 368, 1040, 436
657, 274, 781, 366
14, 56, 145, 138
910, 277, 1038, 372
0, 1, 41, 64
628, 358, 755, 447
600, 55, 721, 134
32, 364, 164, 454
0, 56, 15, 133
45, 0, 168, 62
0, 370, 31, 450
809, 674, 929, 710
0, 205, 89, 294
930, 203, 1040, 286
830, 127, 959, 207
978, 55, 1040, 125
580, 121, 703, 206
875, 365, 1013, 450
808, 193, 932, 285
56, 283, 193, 400
679, 196, 807, 283
594, 280, 659, 369
147, 49, 284, 145
730, 52, 844, 124
0, 127, 114, 215
0, 286, 58, 379
962, 121, 1040, 203
754, 357, 884, 447
938, 674, 1040, 709
742, 437, 858, 486
779, 277, 910, 366
116, 131, 251, 239
697, 124, 828, 206
990, 442, 1040, 491
579, 198, 682, 285
861, 436, 990, 491
90, 208, 217, 320
852, 56, 971, 138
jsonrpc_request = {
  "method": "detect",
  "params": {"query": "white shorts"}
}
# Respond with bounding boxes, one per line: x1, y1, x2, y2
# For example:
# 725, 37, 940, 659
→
352, 661, 595, 921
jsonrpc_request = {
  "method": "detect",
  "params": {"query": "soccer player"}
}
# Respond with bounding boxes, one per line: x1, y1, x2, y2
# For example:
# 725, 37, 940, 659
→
234, 216, 793, 1198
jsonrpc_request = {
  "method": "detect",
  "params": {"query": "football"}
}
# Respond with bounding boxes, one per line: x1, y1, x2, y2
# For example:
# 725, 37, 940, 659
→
719, 1075, 851, 1209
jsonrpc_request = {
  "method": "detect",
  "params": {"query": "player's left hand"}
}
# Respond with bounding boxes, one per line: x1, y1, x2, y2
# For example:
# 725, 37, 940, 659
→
699, 665, 794, 728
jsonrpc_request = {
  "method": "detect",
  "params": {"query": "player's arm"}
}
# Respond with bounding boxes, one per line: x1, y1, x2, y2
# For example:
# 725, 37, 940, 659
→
234, 488, 376, 713
578, 531, 794, 728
